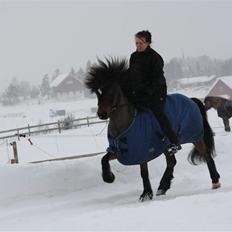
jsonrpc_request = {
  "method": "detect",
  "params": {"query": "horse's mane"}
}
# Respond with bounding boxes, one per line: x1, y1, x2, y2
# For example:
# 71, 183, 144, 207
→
85, 58, 129, 93
85, 57, 149, 108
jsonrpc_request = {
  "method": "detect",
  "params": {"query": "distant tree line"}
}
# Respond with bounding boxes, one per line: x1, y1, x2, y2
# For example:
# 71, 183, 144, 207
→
1, 56, 232, 105
0, 65, 87, 106
1, 78, 39, 105
164, 55, 232, 87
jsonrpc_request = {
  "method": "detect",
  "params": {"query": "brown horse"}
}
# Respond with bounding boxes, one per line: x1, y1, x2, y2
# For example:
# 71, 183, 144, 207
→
204, 96, 232, 132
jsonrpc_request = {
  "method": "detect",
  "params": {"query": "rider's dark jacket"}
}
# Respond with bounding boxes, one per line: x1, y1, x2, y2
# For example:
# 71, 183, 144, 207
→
129, 46, 167, 108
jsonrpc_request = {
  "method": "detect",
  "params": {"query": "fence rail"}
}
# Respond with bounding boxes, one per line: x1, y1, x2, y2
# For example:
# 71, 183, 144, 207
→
30, 151, 105, 164
0, 116, 108, 140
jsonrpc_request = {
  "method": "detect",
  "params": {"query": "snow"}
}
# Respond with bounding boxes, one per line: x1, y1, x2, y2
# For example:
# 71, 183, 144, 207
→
217, 75, 232, 88
169, 86, 209, 99
0, 98, 97, 131
178, 75, 216, 85
0, 90, 232, 230
50, 73, 69, 87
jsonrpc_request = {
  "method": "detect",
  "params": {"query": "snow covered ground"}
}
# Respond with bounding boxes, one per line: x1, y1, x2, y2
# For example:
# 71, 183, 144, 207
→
0, 97, 97, 131
0, 94, 232, 230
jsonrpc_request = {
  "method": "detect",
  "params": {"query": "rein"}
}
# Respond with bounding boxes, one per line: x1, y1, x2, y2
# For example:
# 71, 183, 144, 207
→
109, 103, 130, 114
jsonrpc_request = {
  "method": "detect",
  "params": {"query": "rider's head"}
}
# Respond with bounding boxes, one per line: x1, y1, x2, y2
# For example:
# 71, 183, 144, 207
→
135, 30, 152, 52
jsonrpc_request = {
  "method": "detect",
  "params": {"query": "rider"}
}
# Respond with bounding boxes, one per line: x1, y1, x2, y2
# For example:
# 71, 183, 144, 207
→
129, 30, 180, 154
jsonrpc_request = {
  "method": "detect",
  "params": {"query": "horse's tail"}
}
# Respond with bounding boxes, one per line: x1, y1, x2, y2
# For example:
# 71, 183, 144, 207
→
188, 98, 216, 165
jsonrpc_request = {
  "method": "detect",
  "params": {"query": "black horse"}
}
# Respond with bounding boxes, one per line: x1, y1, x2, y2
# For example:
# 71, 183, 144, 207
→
204, 96, 232, 132
85, 58, 221, 201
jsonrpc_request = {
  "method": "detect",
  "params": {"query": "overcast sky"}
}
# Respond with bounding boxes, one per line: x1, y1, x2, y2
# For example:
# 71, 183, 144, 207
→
0, 0, 232, 92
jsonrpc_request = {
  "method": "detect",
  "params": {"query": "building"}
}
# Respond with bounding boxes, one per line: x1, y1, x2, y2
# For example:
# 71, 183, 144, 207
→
206, 76, 232, 99
176, 75, 216, 89
50, 71, 84, 98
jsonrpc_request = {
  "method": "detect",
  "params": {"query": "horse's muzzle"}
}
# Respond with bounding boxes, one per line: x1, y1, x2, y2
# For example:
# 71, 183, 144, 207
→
97, 111, 109, 120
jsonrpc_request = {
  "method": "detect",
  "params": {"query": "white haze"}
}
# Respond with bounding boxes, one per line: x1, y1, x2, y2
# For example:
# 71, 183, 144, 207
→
0, 0, 232, 92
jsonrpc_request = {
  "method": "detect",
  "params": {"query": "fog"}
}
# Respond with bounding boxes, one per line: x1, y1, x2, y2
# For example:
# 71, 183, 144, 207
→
0, 0, 232, 92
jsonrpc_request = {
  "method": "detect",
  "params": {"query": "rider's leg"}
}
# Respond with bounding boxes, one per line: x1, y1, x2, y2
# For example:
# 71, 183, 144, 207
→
150, 98, 181, 154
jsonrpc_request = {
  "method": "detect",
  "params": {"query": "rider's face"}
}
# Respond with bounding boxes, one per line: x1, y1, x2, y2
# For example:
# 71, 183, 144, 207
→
135, 37, 150, 52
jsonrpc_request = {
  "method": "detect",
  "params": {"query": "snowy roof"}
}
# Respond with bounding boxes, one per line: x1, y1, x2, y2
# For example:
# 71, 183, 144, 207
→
208, 75, 232, 92
178, 75, 216, 85
50, 73, 69, 87
205, 75, 232, 98
217, 75, 232, 87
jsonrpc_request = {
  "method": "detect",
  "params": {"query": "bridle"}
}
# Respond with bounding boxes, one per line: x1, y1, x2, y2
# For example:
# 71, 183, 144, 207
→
109, 103, 129, 115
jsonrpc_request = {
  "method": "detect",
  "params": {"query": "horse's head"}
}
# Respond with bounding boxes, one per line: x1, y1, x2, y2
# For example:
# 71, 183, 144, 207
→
204, 97, 213, 110
85, 58, 129, 120
96, 83, 124, 119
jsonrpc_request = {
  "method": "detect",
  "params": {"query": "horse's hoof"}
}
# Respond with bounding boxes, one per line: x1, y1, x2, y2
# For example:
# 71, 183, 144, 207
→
102, 172, 115, 183
139, 191, 153, 202
156, 189, 166, 196
212, 182, 221, 189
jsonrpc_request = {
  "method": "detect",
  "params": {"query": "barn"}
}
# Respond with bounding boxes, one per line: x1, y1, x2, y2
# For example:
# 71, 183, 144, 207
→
206, 76, 232, 99
50, 71, 84, 97
176, 75, 216, 89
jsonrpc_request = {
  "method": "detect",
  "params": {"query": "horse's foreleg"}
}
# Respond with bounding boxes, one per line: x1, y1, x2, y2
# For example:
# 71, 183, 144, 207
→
101, 152, 116, 183
222, 117, 230, 132
206, 156, 221, 189
156, 152, 176, 196
139, 162, 153, 201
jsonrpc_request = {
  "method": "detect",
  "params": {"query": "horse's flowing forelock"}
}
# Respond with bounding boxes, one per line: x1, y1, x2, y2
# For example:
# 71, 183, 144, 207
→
85, 57, 128, 92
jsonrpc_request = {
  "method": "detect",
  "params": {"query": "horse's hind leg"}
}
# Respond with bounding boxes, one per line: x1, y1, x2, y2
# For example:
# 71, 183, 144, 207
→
222, 117, 230, 132
156, 152, 177, 196
101, 152, 116, 183
194, 140, 221, 189
206, 157, 221, 189
139, 162, 153, 201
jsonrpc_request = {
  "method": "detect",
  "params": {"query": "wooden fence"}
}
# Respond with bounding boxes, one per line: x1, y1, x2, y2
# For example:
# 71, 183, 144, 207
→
0, 116, 108, 140
30, 151, 106, 164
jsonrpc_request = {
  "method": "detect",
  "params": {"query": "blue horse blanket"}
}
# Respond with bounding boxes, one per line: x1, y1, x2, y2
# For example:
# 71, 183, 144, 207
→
107, 93, 204, 165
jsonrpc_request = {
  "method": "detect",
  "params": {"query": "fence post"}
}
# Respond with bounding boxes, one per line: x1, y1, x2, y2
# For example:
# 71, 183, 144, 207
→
58, 120, 61, 133
87, 117, 89, 127
17, 129, 20, 140
28, 124, 31, 136
11, 141, 19, 164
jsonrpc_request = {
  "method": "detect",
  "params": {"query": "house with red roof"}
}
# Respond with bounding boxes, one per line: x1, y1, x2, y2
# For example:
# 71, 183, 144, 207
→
206, 76, 232, 99
50, 70, 84, 97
